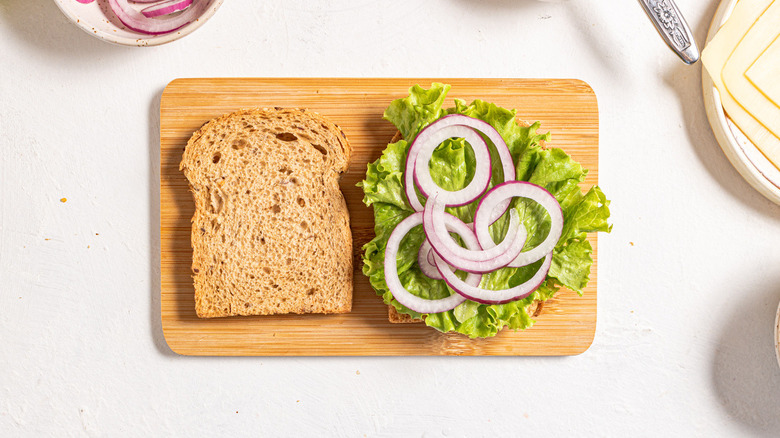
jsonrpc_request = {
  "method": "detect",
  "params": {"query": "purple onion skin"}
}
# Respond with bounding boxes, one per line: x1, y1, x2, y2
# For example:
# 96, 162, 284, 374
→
438, 257, 551, 305
474, 180, 561, 246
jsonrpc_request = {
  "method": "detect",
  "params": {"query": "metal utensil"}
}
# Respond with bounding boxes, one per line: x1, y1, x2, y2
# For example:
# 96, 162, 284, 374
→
638, 0, 700, 64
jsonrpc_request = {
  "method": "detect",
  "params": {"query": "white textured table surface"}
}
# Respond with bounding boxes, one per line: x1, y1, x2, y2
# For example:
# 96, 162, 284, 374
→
2, 0, 780, 436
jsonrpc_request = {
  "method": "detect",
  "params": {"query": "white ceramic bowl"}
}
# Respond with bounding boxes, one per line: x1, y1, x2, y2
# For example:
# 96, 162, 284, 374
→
775, 301, 780, 368
702, 0, 780, 205
53, 0, 223, 47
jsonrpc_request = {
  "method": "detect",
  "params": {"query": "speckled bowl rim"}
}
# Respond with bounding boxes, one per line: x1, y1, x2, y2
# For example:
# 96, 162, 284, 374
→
53, 0, 223, 47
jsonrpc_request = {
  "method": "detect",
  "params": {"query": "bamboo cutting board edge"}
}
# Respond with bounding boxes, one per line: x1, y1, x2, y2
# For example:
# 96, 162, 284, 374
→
159, 78, 599, 356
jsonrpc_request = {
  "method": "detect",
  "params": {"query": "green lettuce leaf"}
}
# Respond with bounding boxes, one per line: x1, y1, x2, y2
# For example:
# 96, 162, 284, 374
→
360, 83, 611, 338
359, 140, 410, 210
384, 83, 451, 141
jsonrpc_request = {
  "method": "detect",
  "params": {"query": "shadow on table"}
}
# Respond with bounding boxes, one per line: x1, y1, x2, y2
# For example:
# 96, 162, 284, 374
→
149, 87, 176, 357
449, 0, 625, 78
711, 281, 780, 436
0, 0, 123, 62
663, 0, 780, 218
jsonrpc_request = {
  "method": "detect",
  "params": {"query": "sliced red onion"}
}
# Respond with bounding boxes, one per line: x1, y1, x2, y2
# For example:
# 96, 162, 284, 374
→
403, 160, 424, 211
413, 125, 491, 207
141, 0, 193, 18
436, 114, 517, 222
435, 252, 552, 305
423, 193, 527, 273
417, 240, 442, 280
108, 0, 207, 35
403, 118, 442, 211
402, 114, 515, 212
474, 181, 563, 268
385, 114, 561, 311
385, 213, 481, 314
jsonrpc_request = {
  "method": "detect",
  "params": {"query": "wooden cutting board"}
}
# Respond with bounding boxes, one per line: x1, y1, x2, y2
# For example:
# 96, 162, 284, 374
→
160, 78, 599, 356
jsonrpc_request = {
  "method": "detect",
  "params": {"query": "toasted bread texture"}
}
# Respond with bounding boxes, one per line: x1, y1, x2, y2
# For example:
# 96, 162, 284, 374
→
181, 108, 353, 318
387, 306, 423, 323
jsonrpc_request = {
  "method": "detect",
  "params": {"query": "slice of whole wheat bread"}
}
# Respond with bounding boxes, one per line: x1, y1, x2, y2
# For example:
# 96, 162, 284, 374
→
386, 119, 546, 324
180, 108, 353, 318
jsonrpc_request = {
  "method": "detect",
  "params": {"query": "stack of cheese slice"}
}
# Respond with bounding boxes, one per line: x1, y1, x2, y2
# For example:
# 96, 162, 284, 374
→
702, 0, 780, 170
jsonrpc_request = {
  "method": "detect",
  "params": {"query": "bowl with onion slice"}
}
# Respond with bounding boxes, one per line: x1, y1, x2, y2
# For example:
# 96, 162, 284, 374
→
54, 0, 223, 47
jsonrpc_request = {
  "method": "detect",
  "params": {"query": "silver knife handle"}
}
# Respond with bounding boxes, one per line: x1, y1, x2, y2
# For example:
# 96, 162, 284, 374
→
638, 0, 700, 64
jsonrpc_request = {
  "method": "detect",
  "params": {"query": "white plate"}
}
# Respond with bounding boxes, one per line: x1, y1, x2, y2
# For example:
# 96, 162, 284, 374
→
702, 0, 780, 205
53, 0, 223, 47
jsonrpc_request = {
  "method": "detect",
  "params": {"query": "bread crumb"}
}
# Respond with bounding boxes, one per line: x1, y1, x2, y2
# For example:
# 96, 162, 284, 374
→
60, 198, 67, 203
356, 370, 360, 375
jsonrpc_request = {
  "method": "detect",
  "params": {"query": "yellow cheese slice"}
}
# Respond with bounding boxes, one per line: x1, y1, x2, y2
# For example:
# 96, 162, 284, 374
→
723, 1, 780, 138
746, 36, 780, 107
701, 0, 780, 170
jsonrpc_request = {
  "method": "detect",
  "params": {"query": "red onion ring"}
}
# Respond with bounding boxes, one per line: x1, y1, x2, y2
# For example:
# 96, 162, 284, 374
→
412, 125, 492, 208
435, 114, 517, 222
108, 0, 207, 35
473, 181, 563, 268
417, 240, 443, 280
385, 114, 563, 313
403, 114, 514, 212
423, 192, 527, 273
385, 213, 481, 314
403, 118, 441, 211
141, 0, 193, 18
435, 252, 552, 305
